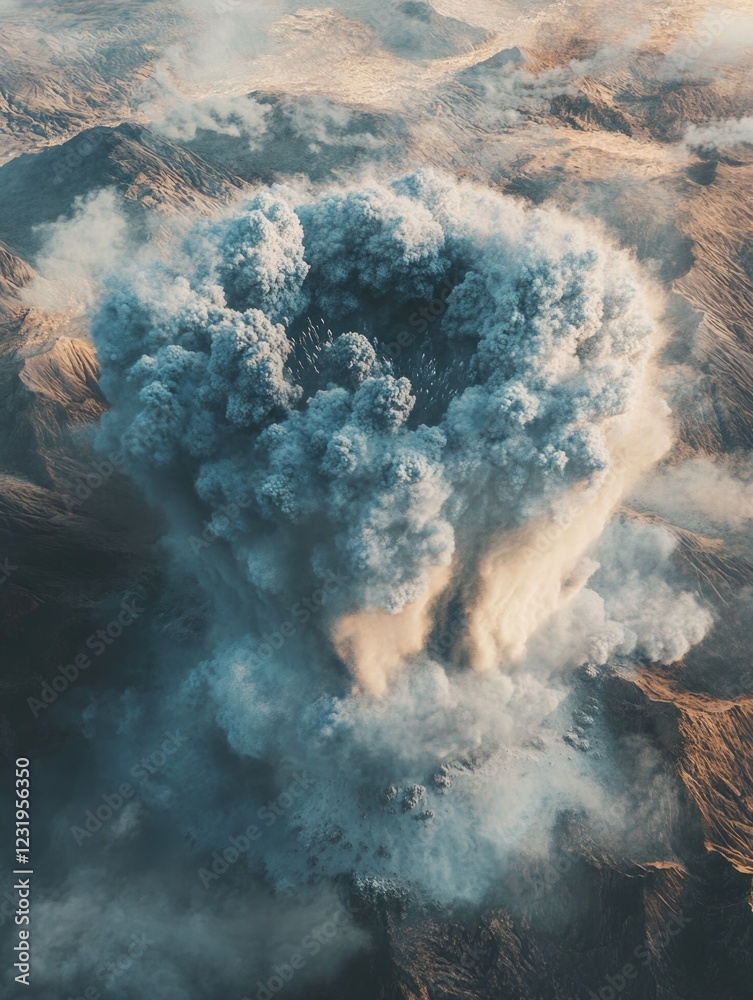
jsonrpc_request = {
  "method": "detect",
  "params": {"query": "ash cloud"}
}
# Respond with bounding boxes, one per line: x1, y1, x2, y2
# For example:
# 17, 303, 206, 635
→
80, 171, 712, 905
94, 173, 670, 634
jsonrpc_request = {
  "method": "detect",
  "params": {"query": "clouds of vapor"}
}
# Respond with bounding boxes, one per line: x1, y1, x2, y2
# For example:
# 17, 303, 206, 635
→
139, 63, 270, 143
145, 0, 488, 117
85, 170, 710, 903
664, 6, 753, 75
456, 36, 646, 119
585, 519, 714, 664
635, 455, 753, 534
30, 870, 367, 1000
646, 2, 753, 122
21, 189, 128, 313
280, 96, 387, 152
684, 116, 753, 151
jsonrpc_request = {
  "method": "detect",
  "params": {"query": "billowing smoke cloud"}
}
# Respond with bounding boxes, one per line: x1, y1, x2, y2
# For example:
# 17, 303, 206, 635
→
580, 518, 714, 664
84, 170, 712, 903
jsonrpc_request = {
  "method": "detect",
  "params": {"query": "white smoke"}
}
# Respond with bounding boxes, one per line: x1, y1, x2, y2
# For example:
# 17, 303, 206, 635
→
20, 190, 129, 314
635, 455, 753, 534
138, 63, 271, 143
684, 116, 753, 151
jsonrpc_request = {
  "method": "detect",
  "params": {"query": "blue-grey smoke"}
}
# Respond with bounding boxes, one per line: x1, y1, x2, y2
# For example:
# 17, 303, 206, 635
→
85, 172, 711, 904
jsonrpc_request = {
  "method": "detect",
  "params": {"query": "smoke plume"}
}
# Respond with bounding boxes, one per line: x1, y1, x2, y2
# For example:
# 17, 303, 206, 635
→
83, 171, 712, 902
